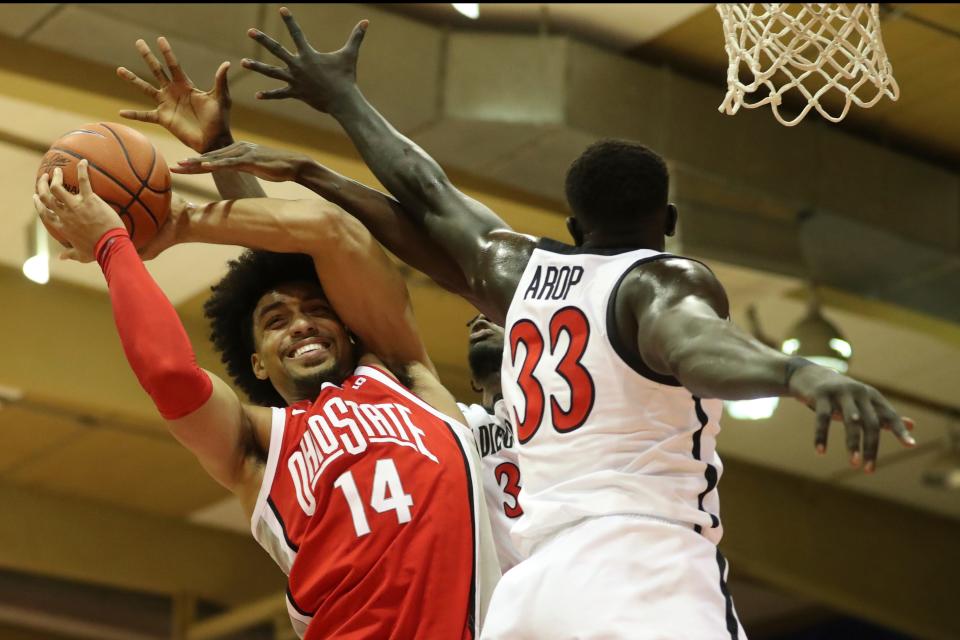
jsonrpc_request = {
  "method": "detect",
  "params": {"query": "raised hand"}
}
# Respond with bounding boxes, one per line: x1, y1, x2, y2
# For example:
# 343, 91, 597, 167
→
244, 6, 368, 113
34, 162, 125, 263
173, 141, 312, 183
118, 37, 233, 153
788, 362, 916, 473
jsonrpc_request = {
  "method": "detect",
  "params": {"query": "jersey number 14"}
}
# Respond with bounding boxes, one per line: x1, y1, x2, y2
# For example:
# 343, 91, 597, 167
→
509, 307, 596, 444
333, 458, 413, 537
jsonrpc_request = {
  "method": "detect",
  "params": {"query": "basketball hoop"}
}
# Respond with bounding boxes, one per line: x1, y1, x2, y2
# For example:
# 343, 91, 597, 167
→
717, 4, 900, 126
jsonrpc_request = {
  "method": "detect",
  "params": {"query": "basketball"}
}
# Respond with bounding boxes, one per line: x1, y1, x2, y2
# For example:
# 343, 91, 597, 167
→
36, 122, 171, 248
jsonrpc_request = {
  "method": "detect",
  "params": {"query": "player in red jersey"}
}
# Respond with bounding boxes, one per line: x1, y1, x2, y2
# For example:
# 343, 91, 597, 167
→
34, 154, 496, 638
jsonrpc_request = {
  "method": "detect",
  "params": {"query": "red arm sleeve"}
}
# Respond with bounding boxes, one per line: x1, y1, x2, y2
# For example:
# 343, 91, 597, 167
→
95, 228, 213, 419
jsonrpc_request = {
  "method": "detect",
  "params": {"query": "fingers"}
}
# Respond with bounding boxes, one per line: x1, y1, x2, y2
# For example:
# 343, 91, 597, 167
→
247, 28, 294, 62
156, 36, 190, 85
882, 409, 915, 449
814, 395, 832, 455
118, 109, 160, 124
36, 173, 56, 211
173, 157, 242, 174
838, 393, 863, 469
241, 57, 292, 82
256, 86, 293, 101
182, 142, 246, 163
33, 194, 61, 230
117, 67, 160, 100
279, 6, 310, 51
173, 143, 243, 174
170, 164, 209, 175
48, 167, 76, 207
76, 160, 93, 198
857, 392, 881, 473
213, 61, 231, 100
344, 19, 369, 56
135, 38, 170, 87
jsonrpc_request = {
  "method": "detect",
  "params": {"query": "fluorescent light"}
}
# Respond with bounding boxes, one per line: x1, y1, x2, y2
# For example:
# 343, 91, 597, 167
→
725, 397, 780, 420
829, 338, 853, 359
781, 338, 800, 355
22, 254, 49, 284
452, 3, 479, 19
23, 217, 50, 285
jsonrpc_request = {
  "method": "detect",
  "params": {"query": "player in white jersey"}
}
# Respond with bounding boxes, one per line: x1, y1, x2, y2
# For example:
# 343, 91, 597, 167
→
458, 315, 524, 574
187, 11, 917, 638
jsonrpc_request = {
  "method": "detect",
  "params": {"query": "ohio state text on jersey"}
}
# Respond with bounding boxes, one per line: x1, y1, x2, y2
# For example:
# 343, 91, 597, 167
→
251, 365, 482, 639
501, 240, 725, 555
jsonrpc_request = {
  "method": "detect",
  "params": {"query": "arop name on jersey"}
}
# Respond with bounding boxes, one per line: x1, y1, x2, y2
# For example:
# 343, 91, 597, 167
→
288, 395, 439, 515
523, 265, 585, 301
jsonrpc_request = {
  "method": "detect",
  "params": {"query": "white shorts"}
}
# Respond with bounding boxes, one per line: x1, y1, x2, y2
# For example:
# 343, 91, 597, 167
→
481, 515, 746, 640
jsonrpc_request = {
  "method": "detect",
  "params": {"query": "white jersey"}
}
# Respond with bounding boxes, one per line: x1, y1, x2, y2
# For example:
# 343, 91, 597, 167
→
501, 239, 724, 555
458, 400, 525, 573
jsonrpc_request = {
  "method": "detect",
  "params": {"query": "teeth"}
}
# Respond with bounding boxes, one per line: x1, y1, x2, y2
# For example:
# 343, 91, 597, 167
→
293, 343, 326, 358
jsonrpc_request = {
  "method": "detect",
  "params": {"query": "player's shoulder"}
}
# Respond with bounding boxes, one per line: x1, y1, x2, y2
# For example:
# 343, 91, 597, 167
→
620, 255, 727, 310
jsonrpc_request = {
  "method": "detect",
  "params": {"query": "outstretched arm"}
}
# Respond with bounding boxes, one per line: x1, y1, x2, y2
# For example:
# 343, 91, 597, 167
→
118, 36, 266, 200
35, 164, 271, 501
156, 190, 462, 418
149, 193, 432, 373
624, 258, 916, 472
173, 141, 477, 304
243, 8, 535, 320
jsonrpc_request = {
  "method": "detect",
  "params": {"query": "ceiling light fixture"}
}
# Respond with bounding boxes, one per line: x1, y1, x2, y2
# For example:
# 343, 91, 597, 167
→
725, 305, 780, 421
452, 3, 480, 19
22, 218, 50, 285
782, 289, 852, 373
725, 397, 780, 421
725, 294, 855, 421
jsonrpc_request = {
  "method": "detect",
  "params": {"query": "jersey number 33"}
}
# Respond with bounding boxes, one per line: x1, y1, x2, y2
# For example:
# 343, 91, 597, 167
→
509, 306, 596, 444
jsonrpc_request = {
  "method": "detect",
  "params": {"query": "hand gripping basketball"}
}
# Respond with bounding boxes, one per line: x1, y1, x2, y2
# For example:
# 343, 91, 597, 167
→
36, 122, 171, 248
244, 6, 368, 114
34, 162, 126, 263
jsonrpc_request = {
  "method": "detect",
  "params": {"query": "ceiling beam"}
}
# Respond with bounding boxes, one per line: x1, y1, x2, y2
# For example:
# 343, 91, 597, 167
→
721, 458, 958, 640
0, 482, 284, 606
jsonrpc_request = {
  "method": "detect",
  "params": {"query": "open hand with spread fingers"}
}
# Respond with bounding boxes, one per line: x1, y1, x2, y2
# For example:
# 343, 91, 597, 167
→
787, 360, 916, 473
118, 36, 233, 153
34, 162, 125, 263
244, 6, 368, 114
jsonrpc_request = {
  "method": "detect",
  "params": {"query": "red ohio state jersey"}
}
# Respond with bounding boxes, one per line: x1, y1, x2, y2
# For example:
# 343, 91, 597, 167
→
250, 364, 481, 640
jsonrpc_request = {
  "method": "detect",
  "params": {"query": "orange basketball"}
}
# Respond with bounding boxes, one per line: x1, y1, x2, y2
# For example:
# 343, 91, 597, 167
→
37, 122, 171, 249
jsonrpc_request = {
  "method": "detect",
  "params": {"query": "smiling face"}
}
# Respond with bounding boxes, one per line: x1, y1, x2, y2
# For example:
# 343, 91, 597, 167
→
250, 281, 356, 404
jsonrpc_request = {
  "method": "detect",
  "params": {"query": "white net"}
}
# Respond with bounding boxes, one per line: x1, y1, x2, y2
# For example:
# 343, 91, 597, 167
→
717, 3, 900, 126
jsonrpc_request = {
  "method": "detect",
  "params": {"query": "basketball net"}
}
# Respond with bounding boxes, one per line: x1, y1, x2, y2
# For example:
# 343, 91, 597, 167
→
717, 4, 900, 126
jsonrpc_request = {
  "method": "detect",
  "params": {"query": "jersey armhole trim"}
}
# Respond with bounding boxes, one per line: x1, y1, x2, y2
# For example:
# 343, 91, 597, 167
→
605, 254, 684, 387
250, 406, 287, 540
355, 365, 469, 432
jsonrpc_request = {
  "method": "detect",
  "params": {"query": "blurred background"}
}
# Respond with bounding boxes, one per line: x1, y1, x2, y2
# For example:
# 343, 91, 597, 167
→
0, 3, 956, 639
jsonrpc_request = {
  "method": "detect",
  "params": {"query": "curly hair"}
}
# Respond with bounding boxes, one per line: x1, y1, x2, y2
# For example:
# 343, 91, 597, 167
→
565, 139, 669, 230
203, 250, 321, 407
